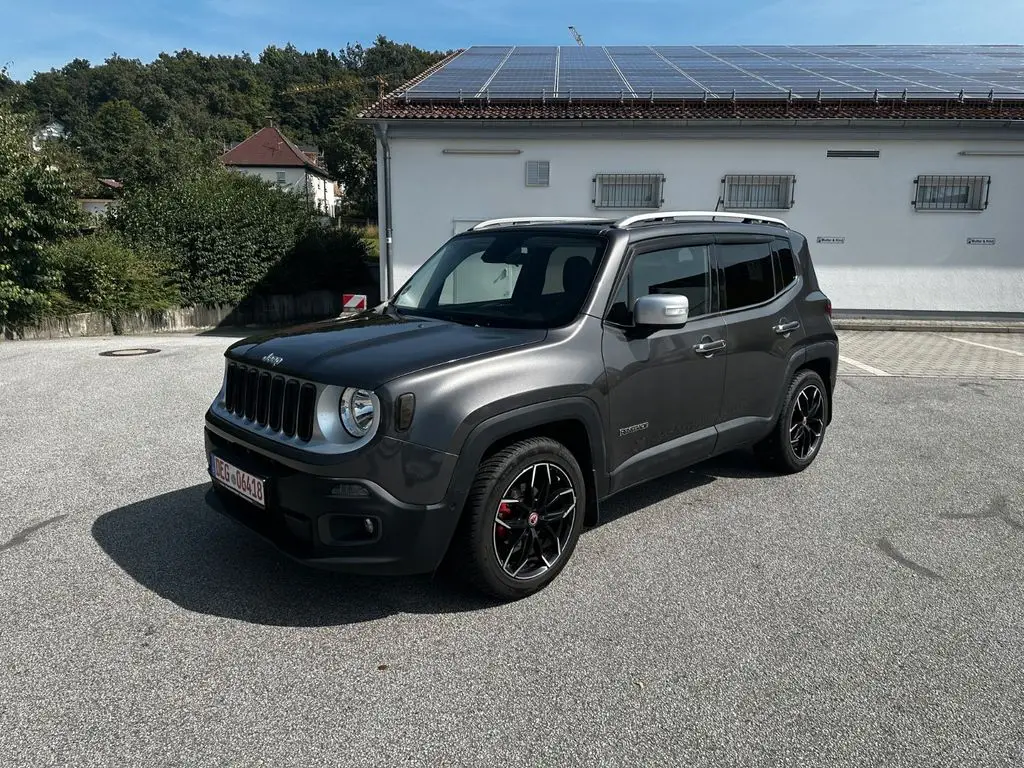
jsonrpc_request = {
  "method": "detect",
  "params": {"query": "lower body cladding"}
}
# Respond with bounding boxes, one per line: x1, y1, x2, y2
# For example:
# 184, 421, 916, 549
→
203, 414, 461, 576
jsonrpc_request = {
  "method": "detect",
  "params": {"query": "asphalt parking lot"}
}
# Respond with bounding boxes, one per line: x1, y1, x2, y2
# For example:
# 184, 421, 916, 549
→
2, 330, 1023, 767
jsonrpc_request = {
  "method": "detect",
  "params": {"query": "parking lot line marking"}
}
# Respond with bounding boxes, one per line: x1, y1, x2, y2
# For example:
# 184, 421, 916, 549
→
839, 355, 892, 376
937, 335, 1024, 357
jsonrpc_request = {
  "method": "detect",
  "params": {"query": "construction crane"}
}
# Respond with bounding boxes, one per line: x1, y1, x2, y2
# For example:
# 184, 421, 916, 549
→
282, 74, 389, 101
568, 26, 585, 46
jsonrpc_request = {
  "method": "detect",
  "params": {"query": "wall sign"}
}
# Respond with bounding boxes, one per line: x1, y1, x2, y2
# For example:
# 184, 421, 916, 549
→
966, 237, 996, 246
817, 236, 845, 244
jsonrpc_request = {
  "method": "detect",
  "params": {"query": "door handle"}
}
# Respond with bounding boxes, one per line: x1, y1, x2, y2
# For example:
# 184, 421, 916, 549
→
693, 339, 727, 355
773, 320, 800, 335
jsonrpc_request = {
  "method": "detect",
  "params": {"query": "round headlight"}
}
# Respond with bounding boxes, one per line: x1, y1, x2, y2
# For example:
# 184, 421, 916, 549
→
339, 388, 376, 438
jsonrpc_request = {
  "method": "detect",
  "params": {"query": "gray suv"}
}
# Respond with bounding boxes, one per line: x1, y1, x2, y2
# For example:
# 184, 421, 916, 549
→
204, 211, 838, 600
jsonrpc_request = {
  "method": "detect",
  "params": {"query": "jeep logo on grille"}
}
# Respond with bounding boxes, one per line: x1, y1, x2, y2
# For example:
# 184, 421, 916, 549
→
261, 353, 284, 367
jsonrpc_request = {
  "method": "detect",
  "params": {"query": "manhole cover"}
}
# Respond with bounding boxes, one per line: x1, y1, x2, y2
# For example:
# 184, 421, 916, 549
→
98, 348, 161, 358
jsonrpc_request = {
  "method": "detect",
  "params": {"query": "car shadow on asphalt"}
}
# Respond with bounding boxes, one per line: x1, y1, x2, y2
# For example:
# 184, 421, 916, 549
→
91, 451, 773, 628
91, 484, 499, 628
593, 450, 770, 528
695, 449, 778, 480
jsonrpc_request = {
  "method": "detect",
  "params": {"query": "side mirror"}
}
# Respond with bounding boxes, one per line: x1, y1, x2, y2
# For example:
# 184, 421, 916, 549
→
634, 294, 689, 327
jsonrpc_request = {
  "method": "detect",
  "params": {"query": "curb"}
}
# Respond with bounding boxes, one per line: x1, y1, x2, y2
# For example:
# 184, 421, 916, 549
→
833, 319, 1024, 334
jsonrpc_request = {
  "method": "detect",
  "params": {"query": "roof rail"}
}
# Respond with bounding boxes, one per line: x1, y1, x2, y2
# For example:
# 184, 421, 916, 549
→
472, 216, 610, 230
612, 211, 789, 228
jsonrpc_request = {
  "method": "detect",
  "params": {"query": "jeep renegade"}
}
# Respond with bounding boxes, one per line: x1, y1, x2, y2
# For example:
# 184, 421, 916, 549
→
204, 211, 839, 600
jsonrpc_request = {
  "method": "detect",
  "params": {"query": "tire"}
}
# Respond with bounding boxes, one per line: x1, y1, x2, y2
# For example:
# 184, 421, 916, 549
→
455, 437, 586, 600
755, 369, 829, 474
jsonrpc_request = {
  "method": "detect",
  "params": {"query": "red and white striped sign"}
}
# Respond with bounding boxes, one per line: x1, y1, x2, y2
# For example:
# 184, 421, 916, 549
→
343, 293, 367, 311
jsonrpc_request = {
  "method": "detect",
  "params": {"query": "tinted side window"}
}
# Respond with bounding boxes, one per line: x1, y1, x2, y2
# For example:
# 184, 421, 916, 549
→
607, 243, 712, 325
719, 241, 775, 310
773, 239, 797, 287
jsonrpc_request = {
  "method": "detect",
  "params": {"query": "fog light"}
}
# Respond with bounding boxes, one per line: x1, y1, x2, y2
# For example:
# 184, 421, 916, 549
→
363, 518, 375, 535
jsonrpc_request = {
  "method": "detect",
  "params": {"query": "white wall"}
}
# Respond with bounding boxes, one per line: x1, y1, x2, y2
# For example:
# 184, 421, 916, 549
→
233, 166, 337, 216
78, 199, 119, 219
385, 135, 1024, 313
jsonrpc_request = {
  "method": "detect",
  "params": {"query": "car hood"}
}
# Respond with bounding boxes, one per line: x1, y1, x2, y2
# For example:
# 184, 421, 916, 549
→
225, 310, 547, 388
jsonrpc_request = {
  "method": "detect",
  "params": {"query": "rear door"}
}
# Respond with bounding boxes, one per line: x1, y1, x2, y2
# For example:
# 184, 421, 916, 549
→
714, 234, 806, 452
601, 235, 728, 492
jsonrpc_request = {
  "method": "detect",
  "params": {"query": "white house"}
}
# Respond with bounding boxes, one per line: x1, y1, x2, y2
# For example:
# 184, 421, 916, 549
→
221, 122, 337, 217
78, 198, 119, 219
360, 45, 1024, 317
31, 120, 68, 152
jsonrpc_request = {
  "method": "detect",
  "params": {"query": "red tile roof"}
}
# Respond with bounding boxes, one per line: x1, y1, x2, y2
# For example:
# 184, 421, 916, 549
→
360, 95, 1024, 122
220, 125, 331, 175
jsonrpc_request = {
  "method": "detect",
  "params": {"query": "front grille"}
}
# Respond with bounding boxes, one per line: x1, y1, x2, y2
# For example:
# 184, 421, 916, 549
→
223, 361, 317, 442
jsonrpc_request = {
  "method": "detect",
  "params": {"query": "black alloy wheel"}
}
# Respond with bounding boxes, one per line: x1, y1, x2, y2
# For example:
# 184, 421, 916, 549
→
789, 383, 825, 460
456, 437, 586, 600
492, 461, 578, 581
755, 368, 830, 474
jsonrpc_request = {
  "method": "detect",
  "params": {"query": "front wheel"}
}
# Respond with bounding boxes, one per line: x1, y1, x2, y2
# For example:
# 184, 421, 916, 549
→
456, 437, 585, 600
755, 369, 829, 474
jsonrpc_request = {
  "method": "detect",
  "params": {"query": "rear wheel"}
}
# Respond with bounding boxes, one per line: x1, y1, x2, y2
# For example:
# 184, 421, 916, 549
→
755, 369, 829, 474
456, 437, 585, 600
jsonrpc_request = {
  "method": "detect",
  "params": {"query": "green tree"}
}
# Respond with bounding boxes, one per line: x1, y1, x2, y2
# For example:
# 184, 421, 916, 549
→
15, 36, 448, 227
323, 110, 377, 218
0, 64, 23, 103
78, 99, 153, 181
0, 103, 81, 331
360, 35, 450, 86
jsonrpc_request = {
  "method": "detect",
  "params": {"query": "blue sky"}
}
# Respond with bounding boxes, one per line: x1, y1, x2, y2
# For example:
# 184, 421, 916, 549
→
3, 0, 1023, 81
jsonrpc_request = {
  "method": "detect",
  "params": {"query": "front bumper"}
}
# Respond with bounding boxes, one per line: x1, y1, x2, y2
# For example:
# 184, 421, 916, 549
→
203, 413, 461, 576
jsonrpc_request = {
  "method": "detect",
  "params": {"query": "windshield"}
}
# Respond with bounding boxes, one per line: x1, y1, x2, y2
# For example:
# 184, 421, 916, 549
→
391, 230, 608, 329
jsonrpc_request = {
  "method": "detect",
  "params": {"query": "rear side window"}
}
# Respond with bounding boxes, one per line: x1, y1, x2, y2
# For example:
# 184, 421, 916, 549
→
718, 241, 775, 310
773, 239, 797, 288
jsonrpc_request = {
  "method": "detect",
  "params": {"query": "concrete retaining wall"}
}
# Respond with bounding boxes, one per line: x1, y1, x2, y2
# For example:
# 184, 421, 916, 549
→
2, 290, 367, 341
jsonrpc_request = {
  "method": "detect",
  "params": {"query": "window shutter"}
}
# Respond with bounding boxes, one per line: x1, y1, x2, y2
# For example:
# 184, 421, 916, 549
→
526, 160, 550, 187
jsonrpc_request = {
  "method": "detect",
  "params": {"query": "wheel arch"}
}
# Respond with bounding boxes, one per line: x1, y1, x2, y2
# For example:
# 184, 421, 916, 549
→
445, 397, 608, 530
798, 354, 835, 425
771, 341, 838, 426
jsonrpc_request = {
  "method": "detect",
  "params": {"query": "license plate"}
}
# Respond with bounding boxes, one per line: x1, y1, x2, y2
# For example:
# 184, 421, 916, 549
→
210, 455, 266, 509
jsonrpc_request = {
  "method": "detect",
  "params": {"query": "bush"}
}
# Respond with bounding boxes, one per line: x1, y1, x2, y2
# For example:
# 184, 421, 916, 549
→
255, 225, 375, 298
112, 166, 376, 306
46, 232, 179, 316
112, 168, 304, 305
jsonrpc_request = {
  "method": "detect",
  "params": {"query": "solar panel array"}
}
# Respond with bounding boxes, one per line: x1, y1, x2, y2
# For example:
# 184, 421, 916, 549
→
402, 45, 1024, 100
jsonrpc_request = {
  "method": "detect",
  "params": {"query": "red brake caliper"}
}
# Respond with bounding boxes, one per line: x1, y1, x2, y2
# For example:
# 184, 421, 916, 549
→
496, 502, 512, 537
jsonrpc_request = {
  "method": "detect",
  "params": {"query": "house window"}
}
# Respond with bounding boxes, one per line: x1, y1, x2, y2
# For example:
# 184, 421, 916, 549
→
593, 173, 664, 210
276, 171, 287, 186
722, 174, 795, 210
913, 175, 990, 211
525, 160, 550, 187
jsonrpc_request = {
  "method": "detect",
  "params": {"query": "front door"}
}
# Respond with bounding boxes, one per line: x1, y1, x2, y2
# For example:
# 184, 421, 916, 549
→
714, 234, 808, 452
601, 235, 727, 493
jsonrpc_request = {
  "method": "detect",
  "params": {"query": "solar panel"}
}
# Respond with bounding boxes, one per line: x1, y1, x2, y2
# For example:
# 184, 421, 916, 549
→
401, 45, 1024, 100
